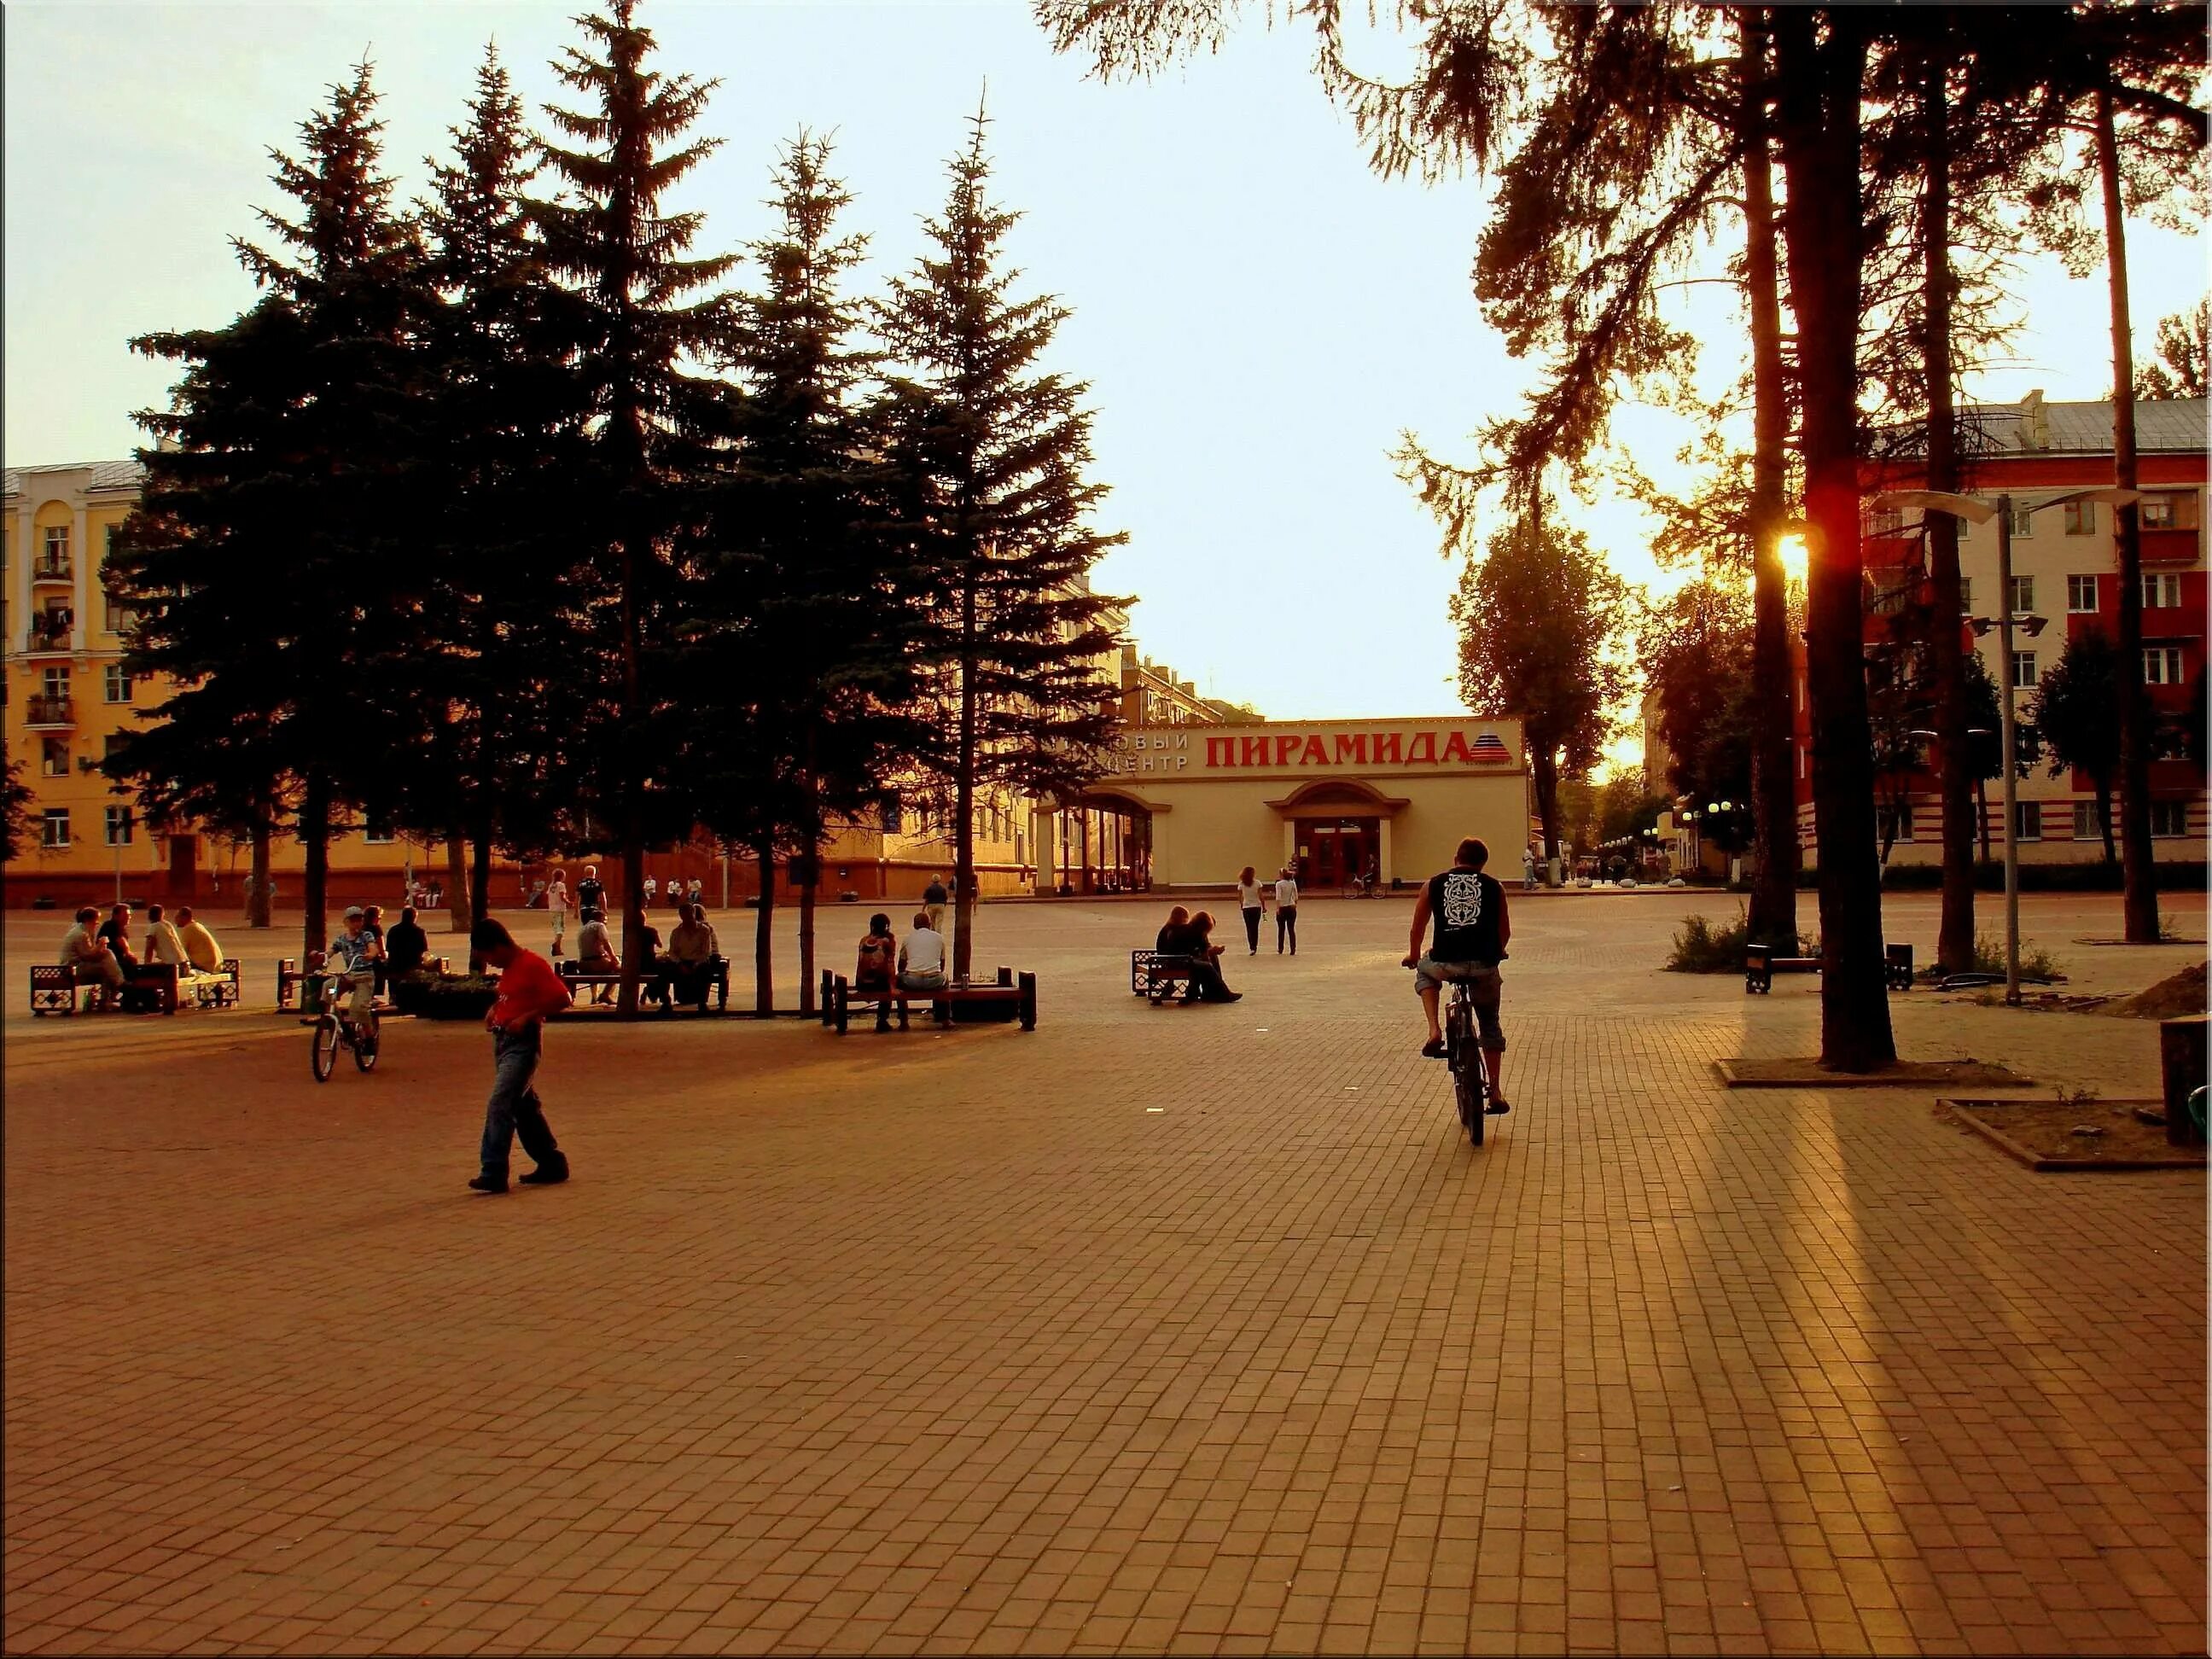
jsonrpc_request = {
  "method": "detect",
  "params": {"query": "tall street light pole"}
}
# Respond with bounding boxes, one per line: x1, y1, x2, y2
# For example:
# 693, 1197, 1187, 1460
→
1876, 486, 2139, 1004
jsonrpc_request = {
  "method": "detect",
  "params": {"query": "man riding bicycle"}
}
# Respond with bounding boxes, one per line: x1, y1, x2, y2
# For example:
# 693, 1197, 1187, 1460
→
1403, 836, 1510, 1111
323, 905, 383, 1046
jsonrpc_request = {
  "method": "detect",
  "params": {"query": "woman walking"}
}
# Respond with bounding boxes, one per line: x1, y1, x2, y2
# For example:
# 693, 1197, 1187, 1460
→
1235, 866, 1268, 955
547, 867, 571, 957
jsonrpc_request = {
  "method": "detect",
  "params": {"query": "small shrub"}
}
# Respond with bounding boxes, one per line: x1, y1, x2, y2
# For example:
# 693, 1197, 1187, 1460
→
1668, 911, 1749, 973
1966, 933, 2065, 981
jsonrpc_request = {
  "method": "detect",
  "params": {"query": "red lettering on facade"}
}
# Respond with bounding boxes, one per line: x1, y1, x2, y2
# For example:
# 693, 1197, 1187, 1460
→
1406, 733, 1438, 763
1372, 733, 1402, 764
1334, 734, 1366, 765
1275, 735, 1301, 765
1206, 736, 1233, 768
1242, 735, 1272, 767
1441, 731, 1473, 764
1301, 736, 1329, 765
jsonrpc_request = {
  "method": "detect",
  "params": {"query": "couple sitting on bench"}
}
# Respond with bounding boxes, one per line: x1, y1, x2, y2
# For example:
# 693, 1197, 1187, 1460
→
570, 902, 719, 1006
855, 911, 948, 997
1155, 907, 1242, 1004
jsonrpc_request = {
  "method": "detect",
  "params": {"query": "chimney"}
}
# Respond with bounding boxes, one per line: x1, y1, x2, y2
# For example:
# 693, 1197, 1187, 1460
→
2018, 388, 2048, 451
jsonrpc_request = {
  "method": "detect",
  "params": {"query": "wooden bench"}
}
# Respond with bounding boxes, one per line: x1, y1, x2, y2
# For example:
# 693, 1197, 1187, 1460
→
828, 967, 1038, 1034
1747, 942, 1917, 995
558, 957, 729, 1013
1131, 950, 1205, 1004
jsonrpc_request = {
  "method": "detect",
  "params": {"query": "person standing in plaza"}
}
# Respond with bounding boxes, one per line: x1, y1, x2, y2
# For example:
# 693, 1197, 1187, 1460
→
1522, 845, 1539, 893
575, 865, 604, 921
923, 873, 949, 936
1273, 866, 1300, 955
468, 918, 573, 1195
642, 873, 658, 911
685, 876, 703, 908
1235, 865, 1268, 955
546, 867, 571, 957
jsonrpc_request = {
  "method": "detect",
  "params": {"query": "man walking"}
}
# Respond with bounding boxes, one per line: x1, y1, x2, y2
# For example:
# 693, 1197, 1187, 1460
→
923, 872, 949, 936
1403, 836, 1511, 1112
1273, 865, 1300, 955
575, 864, 605, 920
468, 918, 573, 1195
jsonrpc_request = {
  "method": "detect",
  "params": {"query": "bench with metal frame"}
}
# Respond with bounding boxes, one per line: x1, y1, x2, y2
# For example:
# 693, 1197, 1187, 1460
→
826, 966, 1037, 1034
1130, 951, 1205, 1004
558, 956, 729, 1013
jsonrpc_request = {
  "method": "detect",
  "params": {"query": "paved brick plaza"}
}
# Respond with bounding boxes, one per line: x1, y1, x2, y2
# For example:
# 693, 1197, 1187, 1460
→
6, 894, 2205, 1655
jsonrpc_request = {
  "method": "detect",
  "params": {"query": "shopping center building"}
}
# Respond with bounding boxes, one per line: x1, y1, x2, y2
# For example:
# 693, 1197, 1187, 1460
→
1043, 716, 1530, 894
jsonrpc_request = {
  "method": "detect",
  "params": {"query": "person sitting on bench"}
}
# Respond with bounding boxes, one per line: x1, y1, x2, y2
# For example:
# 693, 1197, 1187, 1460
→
1184, 912, 1243, 1003
385, 905, 430, 978
573, 907, 618, 971
898, 911, 948, 994
854, 913, 897, 992
60, 906, 124, 1010
663, 904, 719, 1007
176, 907, 224, 975
143, 904, 195, 992
1155, 905, 1192, 953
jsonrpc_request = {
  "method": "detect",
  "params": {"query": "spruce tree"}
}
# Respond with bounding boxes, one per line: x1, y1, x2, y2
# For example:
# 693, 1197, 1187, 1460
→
875, 109, 1127, 981
107, 63, 429, 956
693, 132, 932, 1014
413, 45, 591, 939
0, 746, 32, 863
533, 0, 739, 1013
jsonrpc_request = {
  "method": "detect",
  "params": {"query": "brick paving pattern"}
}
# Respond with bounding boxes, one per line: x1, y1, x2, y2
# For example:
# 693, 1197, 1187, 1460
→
5, 894, 2204, 1654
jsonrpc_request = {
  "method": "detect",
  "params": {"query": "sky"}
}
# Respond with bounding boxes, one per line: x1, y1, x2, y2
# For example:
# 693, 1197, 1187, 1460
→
9, 1, 2207, 749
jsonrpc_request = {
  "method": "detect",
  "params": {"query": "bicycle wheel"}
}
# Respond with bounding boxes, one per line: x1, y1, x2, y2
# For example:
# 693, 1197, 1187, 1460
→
311, 1016, 340, 1082
353, 1019, 379, 1072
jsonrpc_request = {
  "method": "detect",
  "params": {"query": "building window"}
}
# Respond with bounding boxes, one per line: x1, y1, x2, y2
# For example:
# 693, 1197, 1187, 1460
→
2007, 574, 2034, 615
40, 739, 68, 778
2067, 575, 2098, 613
2072, 800, 2101, 840
102, 664, 134, 703
2142, 572, 2182, 610
1865, 506, 1902, 537
2012, 800, 2042, 841
40, 525, 70, 574
42, 667, 70, 700
1957, 576, 1972, 612
2009, 650, 2037, 690
2143, 646, 2186, 685
2140, 496, 2178, 530
2150, 800, 2189, 838
2062, 500, 2096, 536
103, 586, 139, 635
2005, 499, 2034, 538
363, 822, 395, 845
41, 809, 70, 848
103, 734, 126, 761
1871, 579, 1910, 616
105, 806, 134, 847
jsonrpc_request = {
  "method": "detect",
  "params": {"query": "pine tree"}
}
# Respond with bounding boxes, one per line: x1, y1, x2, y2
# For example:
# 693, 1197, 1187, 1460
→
692, 131, 933, 1014
2134, 299, 2212, 399
107, 63, 430, 957
0, 745, 32, 863
412, 44, 591, 941
875, 108, 1127, 981
532, 0, 740, 1013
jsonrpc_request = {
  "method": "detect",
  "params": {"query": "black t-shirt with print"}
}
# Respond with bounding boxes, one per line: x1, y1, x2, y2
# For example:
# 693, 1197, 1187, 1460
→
1426, 867, 1505, 963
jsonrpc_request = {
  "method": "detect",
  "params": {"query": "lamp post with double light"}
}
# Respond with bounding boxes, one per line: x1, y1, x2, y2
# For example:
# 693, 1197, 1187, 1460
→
1874, 486, 2140, 1004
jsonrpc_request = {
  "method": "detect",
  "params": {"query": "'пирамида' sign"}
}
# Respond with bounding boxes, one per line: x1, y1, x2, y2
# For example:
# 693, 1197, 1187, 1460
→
1104, 724, 1520, 776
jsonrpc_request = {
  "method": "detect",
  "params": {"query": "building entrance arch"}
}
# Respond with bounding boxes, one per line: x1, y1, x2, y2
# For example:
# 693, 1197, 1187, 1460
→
1057, 788, 1166, 895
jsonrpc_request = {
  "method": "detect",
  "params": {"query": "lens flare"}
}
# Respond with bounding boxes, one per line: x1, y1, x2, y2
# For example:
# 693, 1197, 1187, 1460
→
1777, 533, 1810, 585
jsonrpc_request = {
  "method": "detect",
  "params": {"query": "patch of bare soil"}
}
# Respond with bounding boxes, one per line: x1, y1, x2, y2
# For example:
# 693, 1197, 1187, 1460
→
2101, 962, 2209, 1022
1941, 1097, 2206, 1170
1718, 1057, 2030, 1088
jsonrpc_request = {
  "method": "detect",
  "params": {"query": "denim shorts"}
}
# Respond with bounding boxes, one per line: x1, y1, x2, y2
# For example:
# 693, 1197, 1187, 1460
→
1413, 957, 1504, 1048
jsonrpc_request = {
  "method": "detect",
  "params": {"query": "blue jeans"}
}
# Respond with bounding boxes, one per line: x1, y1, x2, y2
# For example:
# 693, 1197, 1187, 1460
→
480, 1027, 562, 1178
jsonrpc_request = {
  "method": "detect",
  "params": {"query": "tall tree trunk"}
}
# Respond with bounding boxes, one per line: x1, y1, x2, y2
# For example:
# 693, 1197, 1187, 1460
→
1532, 747, 1560, 870
470, 824, 493, 930
444, 832, 470, 939
1740, 9, 1800, 950
953, 591, 979, 982
616, 516, 648, 1016
1919, 46, 1976, 974
753, 831, 777, 1015
247, 812, 272, 929
1773, 7, 1896, 1071
2096, 84, 2161, 943
798, 744, 819, 1018
300, 769, 330, 960
1976, 773, 1991, 863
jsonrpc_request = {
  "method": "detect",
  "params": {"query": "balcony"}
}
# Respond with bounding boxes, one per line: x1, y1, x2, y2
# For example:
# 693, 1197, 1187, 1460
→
21, 625, 73, 655
24, 696, 75, 728
30, 561, 72, 585
2140, 526, 2201, 565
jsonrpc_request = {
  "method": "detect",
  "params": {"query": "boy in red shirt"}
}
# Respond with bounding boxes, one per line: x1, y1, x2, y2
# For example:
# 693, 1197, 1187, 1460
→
469, 919, 575, 1194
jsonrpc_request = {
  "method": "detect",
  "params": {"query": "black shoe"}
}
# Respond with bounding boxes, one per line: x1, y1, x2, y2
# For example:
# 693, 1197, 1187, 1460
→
519, 1161, 568, 1185
468, 1173, 509, 1194
1485, 1097, 1511, 1115
1421, 1039, 1447, 1059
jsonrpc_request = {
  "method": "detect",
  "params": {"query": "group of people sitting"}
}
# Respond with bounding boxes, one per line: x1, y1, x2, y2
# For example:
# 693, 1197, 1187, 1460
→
565, 901, 724, 1008
57, 901, 227, 1010
854, 911, 948, 995
1152, 907, 1243, 1004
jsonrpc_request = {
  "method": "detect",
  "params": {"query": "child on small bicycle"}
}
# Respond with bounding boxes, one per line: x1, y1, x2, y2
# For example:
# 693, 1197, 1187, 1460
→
323, 906, 384, 1045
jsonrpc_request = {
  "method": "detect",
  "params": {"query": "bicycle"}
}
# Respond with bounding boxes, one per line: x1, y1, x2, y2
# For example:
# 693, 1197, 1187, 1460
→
1442, 978, 1491, 1145
311, 970, 380, 1081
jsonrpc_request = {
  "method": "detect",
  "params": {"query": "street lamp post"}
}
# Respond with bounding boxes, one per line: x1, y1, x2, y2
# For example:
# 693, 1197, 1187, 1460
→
1875, 486, 2139, 1004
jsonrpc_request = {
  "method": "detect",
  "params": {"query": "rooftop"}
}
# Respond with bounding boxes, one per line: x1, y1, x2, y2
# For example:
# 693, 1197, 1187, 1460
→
1960, 393, 2208, 457
4, 458, 146, 498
